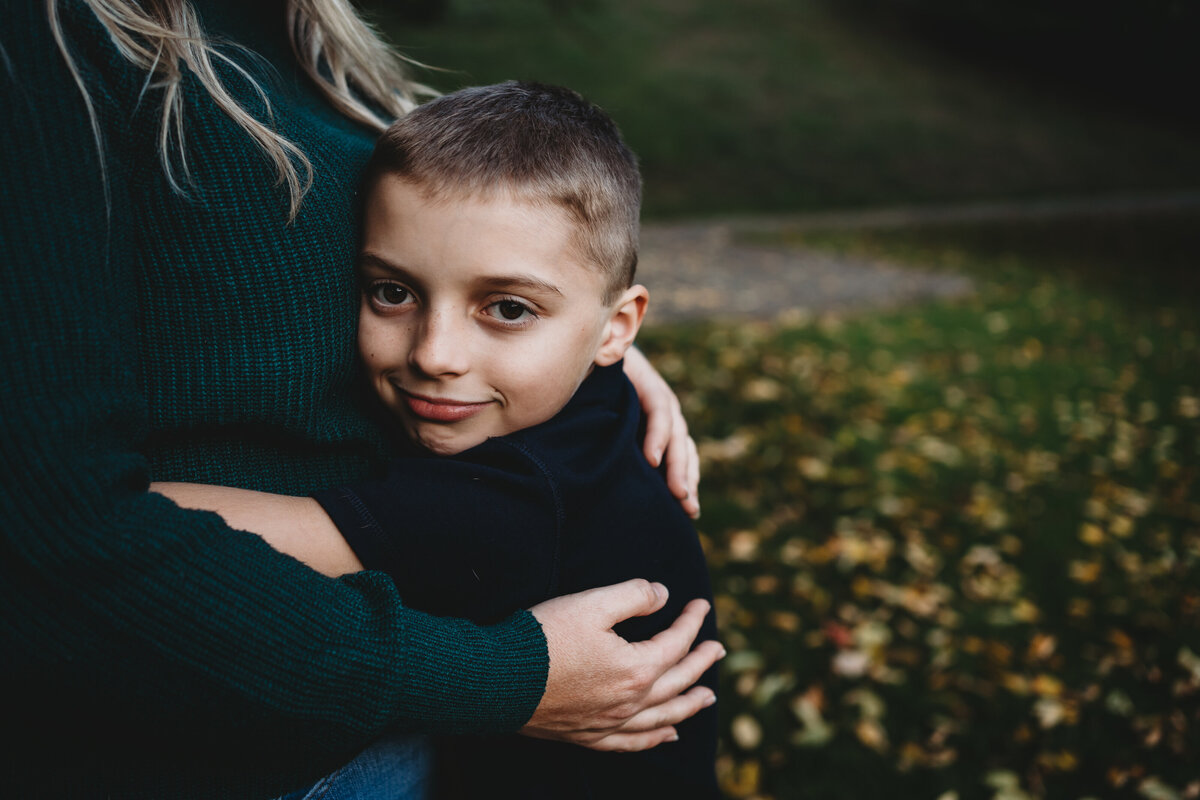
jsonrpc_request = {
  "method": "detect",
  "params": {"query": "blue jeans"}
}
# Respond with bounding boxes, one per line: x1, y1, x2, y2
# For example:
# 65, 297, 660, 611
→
277, 734, 432, 800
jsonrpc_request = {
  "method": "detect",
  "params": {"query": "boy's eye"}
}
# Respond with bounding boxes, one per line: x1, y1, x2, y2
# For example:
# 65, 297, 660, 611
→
497, 300, 527, 320
369, 282, 412, 307
486, 299, 536, 324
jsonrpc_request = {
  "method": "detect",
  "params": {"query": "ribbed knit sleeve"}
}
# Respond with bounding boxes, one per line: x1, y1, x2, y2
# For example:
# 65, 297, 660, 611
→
0, 4, 547, 797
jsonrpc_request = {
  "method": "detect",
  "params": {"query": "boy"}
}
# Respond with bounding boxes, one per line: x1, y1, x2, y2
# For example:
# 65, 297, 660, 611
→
157, 81, 718, 798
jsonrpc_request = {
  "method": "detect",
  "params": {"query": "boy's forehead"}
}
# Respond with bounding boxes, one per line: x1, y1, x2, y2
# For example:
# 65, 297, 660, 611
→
363, 175, 612, 299
369, 174, 557, 220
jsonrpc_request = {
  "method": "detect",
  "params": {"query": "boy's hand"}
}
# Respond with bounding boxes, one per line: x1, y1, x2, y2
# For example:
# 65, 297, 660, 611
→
623, 348, 701, 518
522, 580, 723, 752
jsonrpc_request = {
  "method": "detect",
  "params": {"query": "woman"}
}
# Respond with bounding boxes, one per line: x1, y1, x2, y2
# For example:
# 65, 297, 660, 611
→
0, 1, 720, 796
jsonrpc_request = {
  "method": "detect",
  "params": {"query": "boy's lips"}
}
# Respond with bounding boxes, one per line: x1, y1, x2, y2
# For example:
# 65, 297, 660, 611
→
401, 390, 493, 423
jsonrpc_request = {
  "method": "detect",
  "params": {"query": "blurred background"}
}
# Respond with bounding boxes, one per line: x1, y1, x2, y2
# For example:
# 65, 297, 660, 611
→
361, 1, 1200, 797
363, 0, 1200, 216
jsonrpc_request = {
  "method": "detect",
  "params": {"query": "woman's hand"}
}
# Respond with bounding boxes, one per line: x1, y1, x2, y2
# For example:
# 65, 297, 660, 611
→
623, 348, 701, 518
522, 580, 723, 752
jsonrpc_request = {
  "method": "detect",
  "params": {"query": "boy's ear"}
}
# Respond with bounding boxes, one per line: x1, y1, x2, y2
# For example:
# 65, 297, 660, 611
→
594, 285, 649, 367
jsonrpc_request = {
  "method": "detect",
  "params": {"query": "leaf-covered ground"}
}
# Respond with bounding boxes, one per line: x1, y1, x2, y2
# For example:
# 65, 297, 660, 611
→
638, 213, 1200, 799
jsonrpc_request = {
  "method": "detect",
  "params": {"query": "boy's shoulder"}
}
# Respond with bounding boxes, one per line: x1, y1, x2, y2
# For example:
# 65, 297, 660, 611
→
496, 361, 695, 535
490, 362, 641, 479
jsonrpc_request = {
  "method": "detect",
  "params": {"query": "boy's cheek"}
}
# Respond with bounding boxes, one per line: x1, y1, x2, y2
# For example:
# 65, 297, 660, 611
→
357, 317, 406, 366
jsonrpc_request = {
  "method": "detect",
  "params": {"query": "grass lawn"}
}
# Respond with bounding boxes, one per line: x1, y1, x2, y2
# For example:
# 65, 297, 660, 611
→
636, 212, 1200, 798
368, 0, 1200, 217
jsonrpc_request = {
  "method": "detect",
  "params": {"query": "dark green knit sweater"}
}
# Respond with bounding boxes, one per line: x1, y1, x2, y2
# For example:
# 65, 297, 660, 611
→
0, 1, 547, 796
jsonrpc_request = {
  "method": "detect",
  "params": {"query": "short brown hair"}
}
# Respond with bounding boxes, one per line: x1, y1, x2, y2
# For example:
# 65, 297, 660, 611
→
363, 81, 641, 303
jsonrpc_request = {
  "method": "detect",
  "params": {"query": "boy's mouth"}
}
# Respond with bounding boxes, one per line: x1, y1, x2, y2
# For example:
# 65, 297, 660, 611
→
401, 390, 493, 423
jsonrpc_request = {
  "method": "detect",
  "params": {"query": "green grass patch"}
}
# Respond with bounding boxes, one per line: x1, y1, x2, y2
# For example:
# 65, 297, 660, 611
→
637, 213, 1200, 797
368, 0, 1200, 216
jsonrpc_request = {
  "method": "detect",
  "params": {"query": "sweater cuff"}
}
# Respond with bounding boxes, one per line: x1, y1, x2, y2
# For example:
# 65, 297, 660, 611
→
336, 568, 550, 735
399, 604, 549, 734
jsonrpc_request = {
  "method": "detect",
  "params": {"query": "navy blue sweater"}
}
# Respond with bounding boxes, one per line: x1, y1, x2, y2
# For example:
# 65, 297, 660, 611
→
315, 362, 720, 798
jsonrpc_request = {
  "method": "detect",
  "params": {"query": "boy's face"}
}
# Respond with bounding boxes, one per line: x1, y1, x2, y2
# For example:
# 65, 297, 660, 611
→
358, 176, 639, 456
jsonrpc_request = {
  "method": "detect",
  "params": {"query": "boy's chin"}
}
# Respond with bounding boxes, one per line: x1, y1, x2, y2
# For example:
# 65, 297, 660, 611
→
406, 424, 487, 457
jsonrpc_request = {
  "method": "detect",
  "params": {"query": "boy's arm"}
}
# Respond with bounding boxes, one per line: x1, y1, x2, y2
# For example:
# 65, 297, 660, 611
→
151, 482, 364, 577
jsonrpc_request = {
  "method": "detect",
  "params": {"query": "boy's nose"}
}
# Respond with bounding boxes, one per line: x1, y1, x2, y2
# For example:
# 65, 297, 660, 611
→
409, 310, 470, 377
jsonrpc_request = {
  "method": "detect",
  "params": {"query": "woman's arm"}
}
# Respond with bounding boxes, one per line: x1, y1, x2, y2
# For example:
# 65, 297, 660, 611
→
152, 482, 363, 577
153, 477, 723, 754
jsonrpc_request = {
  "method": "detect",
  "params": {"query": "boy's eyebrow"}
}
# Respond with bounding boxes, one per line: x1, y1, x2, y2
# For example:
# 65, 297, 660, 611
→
474, 275, 564, 298
358, 251, 411, 277
358, 250, 564, 298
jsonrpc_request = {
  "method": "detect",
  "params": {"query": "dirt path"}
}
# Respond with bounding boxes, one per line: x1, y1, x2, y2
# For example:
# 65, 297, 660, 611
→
637, 190, 1200, 325
638, 219, 973, 326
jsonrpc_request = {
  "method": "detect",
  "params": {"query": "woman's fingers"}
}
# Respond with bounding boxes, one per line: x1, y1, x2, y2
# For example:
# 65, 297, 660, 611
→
636, 637, 724, 710
688, 436, 700, 516
622, 348, 702, 516
582, 726, 681, 754
662, 401, 688, 492
617, 683, 717, 735
667, 431, 701, 518
581, 684, 718, 752
634, 597, 714, 678
623, 348, 673, 466
522, 584, 722, 751
639, 387, 672, 467
583, 578, 670, 628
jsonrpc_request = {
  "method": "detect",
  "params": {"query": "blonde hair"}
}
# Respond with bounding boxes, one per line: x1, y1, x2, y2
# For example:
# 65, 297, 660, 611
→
48, 0, 433, 219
